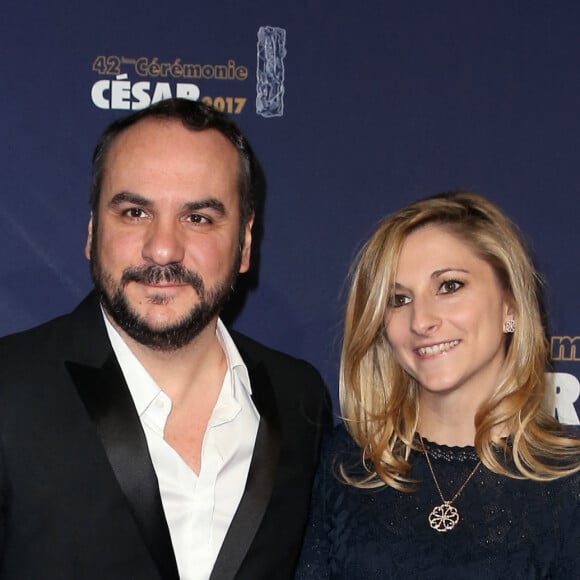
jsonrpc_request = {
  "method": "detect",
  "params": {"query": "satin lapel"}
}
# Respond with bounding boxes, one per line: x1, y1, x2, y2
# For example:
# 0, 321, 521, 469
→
66, 355, 180, 580
209, 360, 281, 580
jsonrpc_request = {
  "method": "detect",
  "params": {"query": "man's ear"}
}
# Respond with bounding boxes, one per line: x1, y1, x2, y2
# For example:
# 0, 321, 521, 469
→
84, 214, 93, 260
239, 213, 254, 273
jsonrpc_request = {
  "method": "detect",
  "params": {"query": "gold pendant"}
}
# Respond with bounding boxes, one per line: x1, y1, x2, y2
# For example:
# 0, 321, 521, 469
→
428, 502, 459, 532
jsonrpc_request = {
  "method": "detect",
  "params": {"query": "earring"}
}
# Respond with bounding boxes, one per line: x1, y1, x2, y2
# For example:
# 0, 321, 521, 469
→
504, 319, 516, 333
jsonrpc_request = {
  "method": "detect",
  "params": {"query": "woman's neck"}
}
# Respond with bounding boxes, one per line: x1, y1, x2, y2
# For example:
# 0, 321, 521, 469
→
417, 390, 479, 446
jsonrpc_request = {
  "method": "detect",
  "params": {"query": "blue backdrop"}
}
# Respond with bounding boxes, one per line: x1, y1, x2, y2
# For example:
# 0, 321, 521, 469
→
0, 1, 578, 424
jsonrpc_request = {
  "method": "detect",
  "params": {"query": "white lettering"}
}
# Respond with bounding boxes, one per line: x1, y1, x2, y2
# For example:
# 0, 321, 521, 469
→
110, 74, 131, 110
176, 83, 200, 100
90, 78, 200, 110
151, 82, 172, 104
131, 81, 151, 110
548, 372, 580, 425
91, 80, 110, 109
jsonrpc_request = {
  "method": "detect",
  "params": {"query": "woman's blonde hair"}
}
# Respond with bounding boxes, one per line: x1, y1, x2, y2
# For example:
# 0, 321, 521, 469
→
340, 191, 579, 490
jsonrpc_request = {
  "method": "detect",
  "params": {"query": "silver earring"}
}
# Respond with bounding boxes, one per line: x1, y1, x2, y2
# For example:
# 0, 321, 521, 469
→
504, 319, 516, 333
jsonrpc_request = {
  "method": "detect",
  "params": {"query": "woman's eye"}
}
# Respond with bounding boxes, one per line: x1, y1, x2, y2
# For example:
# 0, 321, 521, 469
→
389, 294, 412, 308
439, 280, 463, 294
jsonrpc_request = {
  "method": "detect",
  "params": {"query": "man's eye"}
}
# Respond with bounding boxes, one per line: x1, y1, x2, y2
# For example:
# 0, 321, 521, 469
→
123, 207, 147, 219
439, 280, 463, 294
388, 294, 411, 308
186, 214, 210, 225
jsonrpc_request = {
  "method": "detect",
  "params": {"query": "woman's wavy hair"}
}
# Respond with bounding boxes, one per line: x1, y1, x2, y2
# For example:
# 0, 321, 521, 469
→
340, 191, 579, 490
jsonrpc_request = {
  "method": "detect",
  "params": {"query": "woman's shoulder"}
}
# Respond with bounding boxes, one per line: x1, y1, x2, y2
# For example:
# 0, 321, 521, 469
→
318, 423, 366, 479
323, 422, 358, 453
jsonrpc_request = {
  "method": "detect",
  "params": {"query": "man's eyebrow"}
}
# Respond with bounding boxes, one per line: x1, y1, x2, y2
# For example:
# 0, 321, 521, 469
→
183, 198, 226, 216
109, 192, 151, 207
108, 193, 226, 217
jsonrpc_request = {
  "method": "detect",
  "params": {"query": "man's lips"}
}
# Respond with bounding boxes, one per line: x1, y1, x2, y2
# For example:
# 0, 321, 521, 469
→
141, 282, 189, 288
120, 264, 204, 296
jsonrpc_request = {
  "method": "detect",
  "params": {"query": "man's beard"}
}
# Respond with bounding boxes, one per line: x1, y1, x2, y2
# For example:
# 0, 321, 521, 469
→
90, 238, 240, 352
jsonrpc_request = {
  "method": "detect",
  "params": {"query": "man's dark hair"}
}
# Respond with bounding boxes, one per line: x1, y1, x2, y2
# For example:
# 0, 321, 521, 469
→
90, 98, 256, 230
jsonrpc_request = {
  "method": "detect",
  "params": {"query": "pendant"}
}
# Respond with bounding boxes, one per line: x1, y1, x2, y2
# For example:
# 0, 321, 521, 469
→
428, 502, 459, 532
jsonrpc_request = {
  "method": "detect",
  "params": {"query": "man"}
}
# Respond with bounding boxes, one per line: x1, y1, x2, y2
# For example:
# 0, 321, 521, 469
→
0, 98, 330, 579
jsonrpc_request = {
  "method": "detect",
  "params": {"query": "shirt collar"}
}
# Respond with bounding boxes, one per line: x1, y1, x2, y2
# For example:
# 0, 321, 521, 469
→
102, 311, 252, 417
215, 318, 252, 397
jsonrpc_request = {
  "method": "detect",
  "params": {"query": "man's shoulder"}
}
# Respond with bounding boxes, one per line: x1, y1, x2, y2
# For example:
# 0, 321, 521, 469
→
0, 310, 72, 351
0, 293, 103, 362
231, 329, 333, 428
0, 311, 79, 399
230, 330, 322, 379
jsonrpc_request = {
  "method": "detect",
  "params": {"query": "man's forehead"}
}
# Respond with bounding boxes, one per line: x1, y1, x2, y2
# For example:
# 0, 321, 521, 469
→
98, 117, 243, 208
100, 120, 240, 185
108, 118, 231, 155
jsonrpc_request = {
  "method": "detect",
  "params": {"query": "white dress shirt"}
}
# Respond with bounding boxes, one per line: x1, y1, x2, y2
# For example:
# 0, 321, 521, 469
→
104, 314, 260, 580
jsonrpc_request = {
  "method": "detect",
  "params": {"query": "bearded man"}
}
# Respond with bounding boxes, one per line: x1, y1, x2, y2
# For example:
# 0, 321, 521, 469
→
0, 98, 330, 580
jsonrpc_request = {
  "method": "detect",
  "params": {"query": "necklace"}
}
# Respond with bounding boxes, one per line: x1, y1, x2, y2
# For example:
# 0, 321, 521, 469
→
420, 435, 482, 533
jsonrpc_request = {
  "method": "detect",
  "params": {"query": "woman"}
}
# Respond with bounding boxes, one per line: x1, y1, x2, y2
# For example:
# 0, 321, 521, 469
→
296, 191, 580, 579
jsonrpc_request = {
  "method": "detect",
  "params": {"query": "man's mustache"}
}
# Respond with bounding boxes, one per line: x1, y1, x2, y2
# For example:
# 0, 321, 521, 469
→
120, 264, 205, 297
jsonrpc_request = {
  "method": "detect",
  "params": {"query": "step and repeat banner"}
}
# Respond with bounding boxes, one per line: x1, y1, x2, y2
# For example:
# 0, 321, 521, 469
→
0, 1, 578, 422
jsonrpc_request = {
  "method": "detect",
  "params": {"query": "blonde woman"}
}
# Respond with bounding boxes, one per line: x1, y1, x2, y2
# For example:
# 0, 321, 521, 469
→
296, 192, 580, 579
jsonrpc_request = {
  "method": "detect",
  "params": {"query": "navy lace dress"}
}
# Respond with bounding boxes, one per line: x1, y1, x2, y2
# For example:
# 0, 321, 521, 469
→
295, 426, 580, 580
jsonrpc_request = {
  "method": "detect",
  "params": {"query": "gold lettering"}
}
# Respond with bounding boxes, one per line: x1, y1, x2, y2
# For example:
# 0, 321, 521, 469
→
183, 64, 203, 78
96, 55, 249, 82
551, 336, 580, 361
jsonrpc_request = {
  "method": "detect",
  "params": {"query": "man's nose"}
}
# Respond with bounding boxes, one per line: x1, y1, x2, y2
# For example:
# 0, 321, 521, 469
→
142, 219, 185, 266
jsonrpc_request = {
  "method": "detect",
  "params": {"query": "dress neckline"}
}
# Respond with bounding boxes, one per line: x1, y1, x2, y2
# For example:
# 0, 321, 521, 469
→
418, 435, 480, 462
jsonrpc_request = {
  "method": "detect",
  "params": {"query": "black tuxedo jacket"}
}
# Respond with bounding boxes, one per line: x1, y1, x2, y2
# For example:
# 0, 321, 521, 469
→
0, 293, 330, 579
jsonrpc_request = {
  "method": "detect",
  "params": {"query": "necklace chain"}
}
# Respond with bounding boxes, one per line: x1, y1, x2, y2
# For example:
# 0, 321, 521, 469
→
419, 435, 482, 532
